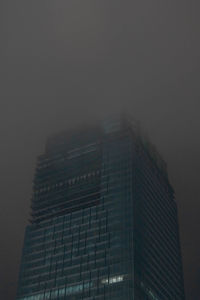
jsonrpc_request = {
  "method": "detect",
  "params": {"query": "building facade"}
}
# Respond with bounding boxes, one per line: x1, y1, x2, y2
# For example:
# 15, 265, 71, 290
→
16, 116, 185, 300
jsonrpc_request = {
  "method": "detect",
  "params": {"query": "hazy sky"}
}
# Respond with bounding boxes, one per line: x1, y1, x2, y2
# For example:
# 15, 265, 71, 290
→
1, 1, 200, 299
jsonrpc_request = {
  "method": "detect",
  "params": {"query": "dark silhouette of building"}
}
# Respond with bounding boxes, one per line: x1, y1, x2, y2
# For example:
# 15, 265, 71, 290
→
16, 115, 185, 300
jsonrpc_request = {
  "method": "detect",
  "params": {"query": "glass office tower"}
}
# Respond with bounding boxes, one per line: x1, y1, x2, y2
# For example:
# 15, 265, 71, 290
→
16, 116, 185, 300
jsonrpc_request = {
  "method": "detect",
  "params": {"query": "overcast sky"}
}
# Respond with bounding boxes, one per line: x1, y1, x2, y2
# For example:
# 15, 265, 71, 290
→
1, 1, 200, 299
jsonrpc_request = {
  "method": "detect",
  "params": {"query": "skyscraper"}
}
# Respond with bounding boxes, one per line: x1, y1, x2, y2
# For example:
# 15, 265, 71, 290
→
16, 115, 185, 300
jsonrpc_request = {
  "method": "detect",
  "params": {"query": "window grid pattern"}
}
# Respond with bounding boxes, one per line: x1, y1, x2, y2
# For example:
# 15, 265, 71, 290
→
17, 130, 133, 300
17, 118, 185, 300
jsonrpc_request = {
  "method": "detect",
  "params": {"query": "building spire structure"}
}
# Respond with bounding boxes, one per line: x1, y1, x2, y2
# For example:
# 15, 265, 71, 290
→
16, 115, 185, 300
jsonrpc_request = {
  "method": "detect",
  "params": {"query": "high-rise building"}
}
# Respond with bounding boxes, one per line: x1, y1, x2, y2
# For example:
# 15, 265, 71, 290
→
16, 116, 185, 300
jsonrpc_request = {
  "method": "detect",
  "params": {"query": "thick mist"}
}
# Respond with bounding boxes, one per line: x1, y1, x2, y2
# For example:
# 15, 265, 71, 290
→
1, 1, 200, 299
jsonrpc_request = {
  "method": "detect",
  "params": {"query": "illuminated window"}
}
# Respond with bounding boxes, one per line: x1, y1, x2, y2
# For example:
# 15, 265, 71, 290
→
101, 275, 124, 285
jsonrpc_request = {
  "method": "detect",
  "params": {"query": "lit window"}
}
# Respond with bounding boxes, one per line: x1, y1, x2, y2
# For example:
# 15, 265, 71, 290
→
101, 275, 124, 285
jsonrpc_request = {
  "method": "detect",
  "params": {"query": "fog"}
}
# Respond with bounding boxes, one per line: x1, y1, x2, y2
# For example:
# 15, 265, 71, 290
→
1, 1, 200, 299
